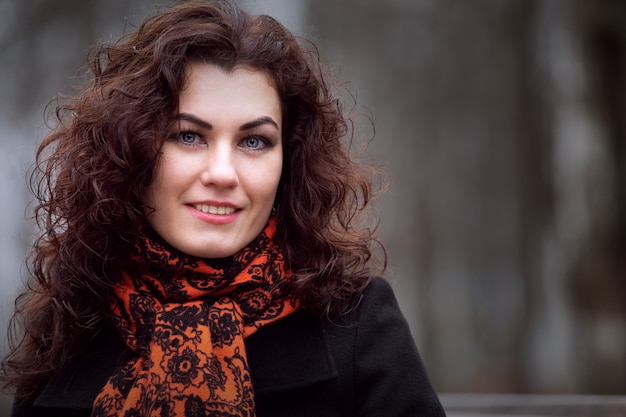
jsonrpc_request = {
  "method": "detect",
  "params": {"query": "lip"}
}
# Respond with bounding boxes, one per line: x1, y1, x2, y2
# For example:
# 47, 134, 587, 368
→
186, 201, 241, 225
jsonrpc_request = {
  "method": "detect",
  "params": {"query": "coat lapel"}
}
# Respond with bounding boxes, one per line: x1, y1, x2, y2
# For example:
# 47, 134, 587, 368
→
33, 329, 130, 411
246, 309, 339, 394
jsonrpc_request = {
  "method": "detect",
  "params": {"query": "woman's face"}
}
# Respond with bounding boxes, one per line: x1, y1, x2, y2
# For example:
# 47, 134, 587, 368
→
145, 63, 283, 259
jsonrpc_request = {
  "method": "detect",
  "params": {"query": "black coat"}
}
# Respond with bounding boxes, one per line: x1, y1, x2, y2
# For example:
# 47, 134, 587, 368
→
12, 278, 446, 417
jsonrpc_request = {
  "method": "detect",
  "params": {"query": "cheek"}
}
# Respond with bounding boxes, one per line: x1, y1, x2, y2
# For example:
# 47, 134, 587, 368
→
145, 168, 168, 209
264, 158, 283, 196
145, 157, 191, 207
245, 159, 282, 207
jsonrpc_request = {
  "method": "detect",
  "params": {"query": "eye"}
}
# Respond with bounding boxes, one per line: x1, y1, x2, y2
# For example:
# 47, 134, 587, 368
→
175, 130, 202, 146
241, 136, 268, 150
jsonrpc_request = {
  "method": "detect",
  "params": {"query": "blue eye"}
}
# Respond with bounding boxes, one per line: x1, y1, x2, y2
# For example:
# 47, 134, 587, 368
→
242, 136, 269, 150
179, 131, 198, 144
245, 137, 261, 148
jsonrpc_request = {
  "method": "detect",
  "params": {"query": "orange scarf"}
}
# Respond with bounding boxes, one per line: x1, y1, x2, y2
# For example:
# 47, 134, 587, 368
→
92, 218, 297, 417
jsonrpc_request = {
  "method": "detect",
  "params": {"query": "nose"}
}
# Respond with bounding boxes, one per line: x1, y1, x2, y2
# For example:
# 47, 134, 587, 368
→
199, 143, 238, 188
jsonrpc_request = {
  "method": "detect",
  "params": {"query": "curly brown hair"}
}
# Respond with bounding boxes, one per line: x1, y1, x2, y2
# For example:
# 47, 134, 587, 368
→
1, 0, 385, 397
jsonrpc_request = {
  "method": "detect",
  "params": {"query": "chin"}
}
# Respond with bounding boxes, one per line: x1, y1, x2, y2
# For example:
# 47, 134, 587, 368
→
185, 247, 235, 260
188, 242, 244, 259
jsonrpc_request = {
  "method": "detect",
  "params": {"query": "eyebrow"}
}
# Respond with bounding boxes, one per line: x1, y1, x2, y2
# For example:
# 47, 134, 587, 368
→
239, 116, 280, 131
175, 113, 279, 131
176, 113, 212, 130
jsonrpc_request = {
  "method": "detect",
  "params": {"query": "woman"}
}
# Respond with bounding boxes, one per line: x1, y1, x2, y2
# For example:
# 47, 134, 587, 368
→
1, 1, 445, 416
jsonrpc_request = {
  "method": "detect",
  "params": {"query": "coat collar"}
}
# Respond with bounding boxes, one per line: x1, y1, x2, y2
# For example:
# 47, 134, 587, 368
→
32, 309, 337, 411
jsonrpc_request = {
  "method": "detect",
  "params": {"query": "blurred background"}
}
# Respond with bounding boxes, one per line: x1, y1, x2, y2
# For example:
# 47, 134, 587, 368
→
1, 0, 625, 413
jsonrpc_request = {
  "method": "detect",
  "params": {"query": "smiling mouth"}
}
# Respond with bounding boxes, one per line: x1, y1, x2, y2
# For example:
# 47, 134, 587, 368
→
193, 204, 237, 215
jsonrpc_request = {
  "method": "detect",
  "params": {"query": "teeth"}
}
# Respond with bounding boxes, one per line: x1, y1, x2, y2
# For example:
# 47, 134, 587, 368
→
194, 204, 236, 215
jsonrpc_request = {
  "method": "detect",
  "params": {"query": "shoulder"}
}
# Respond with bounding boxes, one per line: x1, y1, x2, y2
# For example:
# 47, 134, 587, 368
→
356, 276, 402, 315
9, 328, 130, 417
325, 276, 409, 335
323, 277, 416, 364
327, 277, 446, 416
249, 277, 446, 417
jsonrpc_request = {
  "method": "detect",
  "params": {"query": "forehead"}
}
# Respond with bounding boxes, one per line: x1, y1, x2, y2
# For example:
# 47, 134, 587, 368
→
177, 63, 282, 129
182, 62, 276, 94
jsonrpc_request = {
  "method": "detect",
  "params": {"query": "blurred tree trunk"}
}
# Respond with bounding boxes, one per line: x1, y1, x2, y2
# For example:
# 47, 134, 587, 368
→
570, 0, 626, 393
309, 0, 626, 393
309, 0, 542, 392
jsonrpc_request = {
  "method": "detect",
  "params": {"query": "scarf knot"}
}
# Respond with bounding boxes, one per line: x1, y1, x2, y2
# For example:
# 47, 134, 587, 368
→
93, 218, 297, 417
